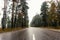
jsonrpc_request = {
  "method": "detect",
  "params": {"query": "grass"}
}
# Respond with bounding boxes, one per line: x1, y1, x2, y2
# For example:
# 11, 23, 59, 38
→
39, 26, 60, 32
0, 27, 23, 33
39, 26, 60, 29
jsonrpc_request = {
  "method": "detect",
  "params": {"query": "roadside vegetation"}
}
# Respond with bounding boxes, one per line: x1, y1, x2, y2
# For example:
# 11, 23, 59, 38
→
1, 0, 60, 32
1, 0, 29, 31
0, 27, 23, 33
30, 0, 60, 29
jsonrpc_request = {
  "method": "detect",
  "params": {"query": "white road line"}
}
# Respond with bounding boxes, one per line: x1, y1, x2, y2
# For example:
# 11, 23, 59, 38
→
33, 34, 35, 40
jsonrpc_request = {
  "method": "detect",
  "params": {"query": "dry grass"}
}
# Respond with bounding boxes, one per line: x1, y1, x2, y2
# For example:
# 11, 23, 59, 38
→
39, 26, 60, 32
0, 27, 23, 33
40, 26, 60, 29
43, 27, 60, 32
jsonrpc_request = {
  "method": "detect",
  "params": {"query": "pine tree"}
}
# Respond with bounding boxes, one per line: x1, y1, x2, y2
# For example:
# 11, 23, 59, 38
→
30, 14, 42, 27
17, 0, 29, 28
40, 1, 48, 27
7, 16, 11, 28
2, 0, 7, 30
11, 0, 15, 28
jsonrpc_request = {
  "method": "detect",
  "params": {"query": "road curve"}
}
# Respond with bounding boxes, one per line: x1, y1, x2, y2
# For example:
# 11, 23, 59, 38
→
0, 27, 60, 40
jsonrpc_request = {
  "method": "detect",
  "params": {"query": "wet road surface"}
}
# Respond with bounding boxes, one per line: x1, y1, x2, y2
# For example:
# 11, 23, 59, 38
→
0, 27, 60, 40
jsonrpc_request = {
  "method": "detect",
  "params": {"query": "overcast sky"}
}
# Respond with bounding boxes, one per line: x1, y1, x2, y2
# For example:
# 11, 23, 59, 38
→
27, 0, 51, 24
0, 0, 51, 27
0, 0, 4, 27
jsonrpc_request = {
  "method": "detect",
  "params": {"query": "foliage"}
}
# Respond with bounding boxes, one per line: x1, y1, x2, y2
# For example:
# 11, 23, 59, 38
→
40, 1, 48, 27
31, 1, 60, 28
30, 14, 42, 27
1, 0, 29, 30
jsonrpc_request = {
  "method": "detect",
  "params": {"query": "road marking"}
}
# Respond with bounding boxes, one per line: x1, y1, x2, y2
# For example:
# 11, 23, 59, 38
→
33, 34, 35, 40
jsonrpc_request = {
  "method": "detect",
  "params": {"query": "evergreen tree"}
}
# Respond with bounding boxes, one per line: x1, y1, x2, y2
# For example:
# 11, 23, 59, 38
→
57, 1, 60, 26
1, 0, 7, 30
30, 14, 42, 27
7, 16, 11, 28
40, 1, 48, 27
17, 0, 29, 28
11, 0, 15, 28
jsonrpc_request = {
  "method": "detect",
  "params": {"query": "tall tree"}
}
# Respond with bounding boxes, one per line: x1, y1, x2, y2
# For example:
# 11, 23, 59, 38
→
7, 16, 11, 28
21, 0, 29, 27
11, 0, 16, 28
17, 0, 29, 28
14, 1, 18, 28
40, 1, 48, 27
57, 0, 60, 26
49, 1, 57, 27
1, 0, 7, 30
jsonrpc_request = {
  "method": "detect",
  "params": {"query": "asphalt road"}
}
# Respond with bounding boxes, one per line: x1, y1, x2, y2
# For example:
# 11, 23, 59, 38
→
0, 27, 60, 40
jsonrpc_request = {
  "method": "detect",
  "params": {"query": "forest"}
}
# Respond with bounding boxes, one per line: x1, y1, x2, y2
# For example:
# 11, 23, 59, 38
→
1, 0, 60, 30
1, 0, 29, 30
30, 0, 60, 28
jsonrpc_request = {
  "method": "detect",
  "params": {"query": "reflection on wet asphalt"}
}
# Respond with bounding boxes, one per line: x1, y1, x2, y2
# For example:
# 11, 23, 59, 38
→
0, 27, 60, 40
